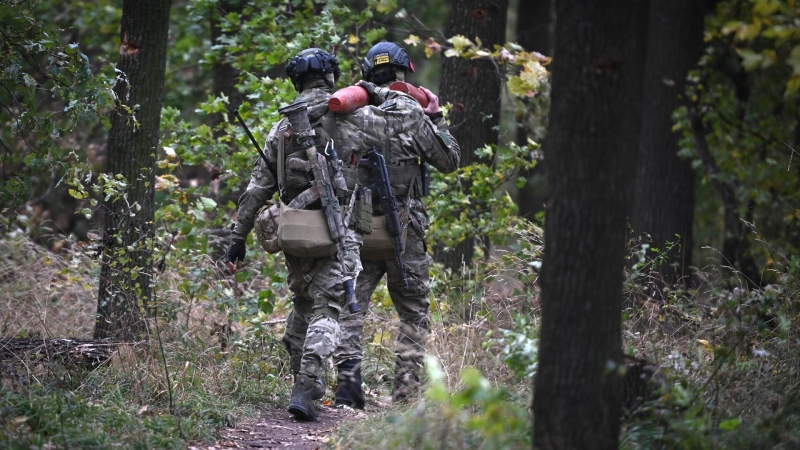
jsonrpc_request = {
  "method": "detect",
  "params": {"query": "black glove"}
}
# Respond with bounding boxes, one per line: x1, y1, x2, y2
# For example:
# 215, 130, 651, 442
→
226, 238, 246, 264
358, 80, 380, 105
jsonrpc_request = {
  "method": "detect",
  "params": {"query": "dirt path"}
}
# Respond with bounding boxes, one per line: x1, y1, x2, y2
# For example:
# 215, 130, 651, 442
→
190, 404, 368, 450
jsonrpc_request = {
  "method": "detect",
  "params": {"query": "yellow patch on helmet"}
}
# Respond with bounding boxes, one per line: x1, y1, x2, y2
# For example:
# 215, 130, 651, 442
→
374, 53, 390, 65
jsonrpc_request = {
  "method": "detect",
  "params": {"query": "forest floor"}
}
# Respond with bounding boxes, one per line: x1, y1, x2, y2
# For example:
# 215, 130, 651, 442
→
189, 403, 368, 450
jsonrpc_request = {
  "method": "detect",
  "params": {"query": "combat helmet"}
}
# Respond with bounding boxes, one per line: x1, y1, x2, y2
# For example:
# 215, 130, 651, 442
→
361, 42, 415, 85
285, 48, 341, 92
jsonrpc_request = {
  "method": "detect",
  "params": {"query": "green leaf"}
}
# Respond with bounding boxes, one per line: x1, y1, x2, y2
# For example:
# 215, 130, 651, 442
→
719, 417, 742, 431
735, 48, 763, 71
198, 197, 217, 211
751, 0, 780, 17
788, 45, 800, 75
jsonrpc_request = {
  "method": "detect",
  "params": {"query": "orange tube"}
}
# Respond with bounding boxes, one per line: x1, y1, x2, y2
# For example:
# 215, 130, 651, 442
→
328, 86, 369, 114
329, 82, 430, 113
389, 81, 429, 108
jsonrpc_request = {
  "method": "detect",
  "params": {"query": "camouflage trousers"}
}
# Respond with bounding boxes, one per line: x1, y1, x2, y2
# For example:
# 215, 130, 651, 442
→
284, 224, 432, 401
281, 227, 362, 379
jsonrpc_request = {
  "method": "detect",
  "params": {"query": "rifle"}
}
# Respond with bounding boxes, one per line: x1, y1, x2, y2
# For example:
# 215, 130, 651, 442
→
233, 109, 270, 167
361, 147, 409, 289
278, 101, 359, 314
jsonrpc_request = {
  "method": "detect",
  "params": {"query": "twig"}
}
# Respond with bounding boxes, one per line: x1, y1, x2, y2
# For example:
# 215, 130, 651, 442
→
783, 141, 799, 171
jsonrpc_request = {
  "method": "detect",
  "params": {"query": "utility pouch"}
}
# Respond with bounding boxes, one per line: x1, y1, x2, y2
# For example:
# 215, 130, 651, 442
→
277, 203, 337, 258
254, 203, 281, 254
361, 208, 409, 261
354, 188, 373, 234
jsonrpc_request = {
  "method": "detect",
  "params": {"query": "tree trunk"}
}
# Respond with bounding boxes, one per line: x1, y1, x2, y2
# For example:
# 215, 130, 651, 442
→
515, 0, 552, 219
211, 0, 245, 124
436, 0, 508, 270
532, 1, 648, 449
95, 0, 172, 341
630, 1, 706, 289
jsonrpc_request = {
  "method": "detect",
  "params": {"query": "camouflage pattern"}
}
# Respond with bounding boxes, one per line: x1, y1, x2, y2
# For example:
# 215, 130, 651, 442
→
231, 78, 446, 380
232, 79, 431, 242
282, 84, 461, 400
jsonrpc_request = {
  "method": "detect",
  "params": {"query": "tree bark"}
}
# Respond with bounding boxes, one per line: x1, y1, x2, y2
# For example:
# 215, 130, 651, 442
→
95, 0, 172, 341
532, 1, 648, 449
630, 1, 706, 289
436, 0, 508, 270
515, 0, 552, 219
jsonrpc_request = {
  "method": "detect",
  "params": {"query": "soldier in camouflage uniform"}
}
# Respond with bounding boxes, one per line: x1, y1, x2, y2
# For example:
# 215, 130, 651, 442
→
226, 48, 432, 421
281, 42, 461, 408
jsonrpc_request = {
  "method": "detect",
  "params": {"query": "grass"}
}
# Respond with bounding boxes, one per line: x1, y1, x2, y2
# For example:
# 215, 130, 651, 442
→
2, 219, 799, 449
0, 230, 293, 448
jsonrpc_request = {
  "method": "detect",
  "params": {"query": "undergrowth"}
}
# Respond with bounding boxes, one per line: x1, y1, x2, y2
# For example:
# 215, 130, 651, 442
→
0, 228, 294, 448
3, 216, 800, 449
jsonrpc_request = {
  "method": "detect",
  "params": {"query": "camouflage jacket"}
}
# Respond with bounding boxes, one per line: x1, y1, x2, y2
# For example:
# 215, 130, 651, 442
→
371, 83, 461, 233
232, 80, 432, 241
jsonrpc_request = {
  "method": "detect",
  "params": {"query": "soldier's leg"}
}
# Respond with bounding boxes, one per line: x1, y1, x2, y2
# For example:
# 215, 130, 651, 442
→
385, 230, 432, 402
290, 229, 363, 420
332, 259, 386, 408
281, 301, 311, 376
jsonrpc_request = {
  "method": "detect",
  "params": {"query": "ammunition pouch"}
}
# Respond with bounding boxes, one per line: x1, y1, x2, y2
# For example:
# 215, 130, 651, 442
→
361, 208, 409, 261
354, 188, 373, 234
254, 203, 281, 254
284, 154, 359, 200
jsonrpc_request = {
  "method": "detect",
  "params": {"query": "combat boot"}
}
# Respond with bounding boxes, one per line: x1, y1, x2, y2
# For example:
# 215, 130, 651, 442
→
334, 359, 365, 409
288, 374, 325, 421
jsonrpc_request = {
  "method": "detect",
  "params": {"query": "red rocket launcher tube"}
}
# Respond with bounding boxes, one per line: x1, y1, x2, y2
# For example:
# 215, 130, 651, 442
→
388, 81, 429, 108
328, 82, 429, 114
328, 86, 370, 114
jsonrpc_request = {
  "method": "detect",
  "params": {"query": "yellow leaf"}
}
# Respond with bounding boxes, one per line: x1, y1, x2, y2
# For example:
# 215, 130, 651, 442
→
447, 35, 473, 51
348, 34, 359, 44
444, 48, 460, 58
696, 339, 712, 351
403, 34, 420, 47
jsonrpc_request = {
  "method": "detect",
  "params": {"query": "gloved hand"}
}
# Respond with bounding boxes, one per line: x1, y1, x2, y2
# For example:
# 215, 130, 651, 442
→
357, 80, 380, 106
418, 86, 441, 115
226, 238, 246, 272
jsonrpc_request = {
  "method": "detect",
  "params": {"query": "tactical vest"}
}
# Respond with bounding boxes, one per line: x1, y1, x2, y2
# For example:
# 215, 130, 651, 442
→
279, 111, 360, 204
357, 158, 425, 199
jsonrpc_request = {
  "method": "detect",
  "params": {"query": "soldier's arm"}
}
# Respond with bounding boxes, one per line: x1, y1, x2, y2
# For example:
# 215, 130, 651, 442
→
420, 112, 461, 174
231, 127, 281, 241
416, 86, 461, 174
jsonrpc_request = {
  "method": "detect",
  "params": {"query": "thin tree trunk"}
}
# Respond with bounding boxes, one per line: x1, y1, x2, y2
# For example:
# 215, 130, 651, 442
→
515, 0, 551, 220
436, 0, 508, 270
95, 0, 172, 341
631, 1, 706, 289
211, 0, 245, 124
688, 107, 761, 286
532, 1, 648, 448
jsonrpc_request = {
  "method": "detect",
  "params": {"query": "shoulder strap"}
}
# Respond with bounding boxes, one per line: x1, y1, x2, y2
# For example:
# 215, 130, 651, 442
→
276, 118, 288, 189
321, 109, 337, 153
